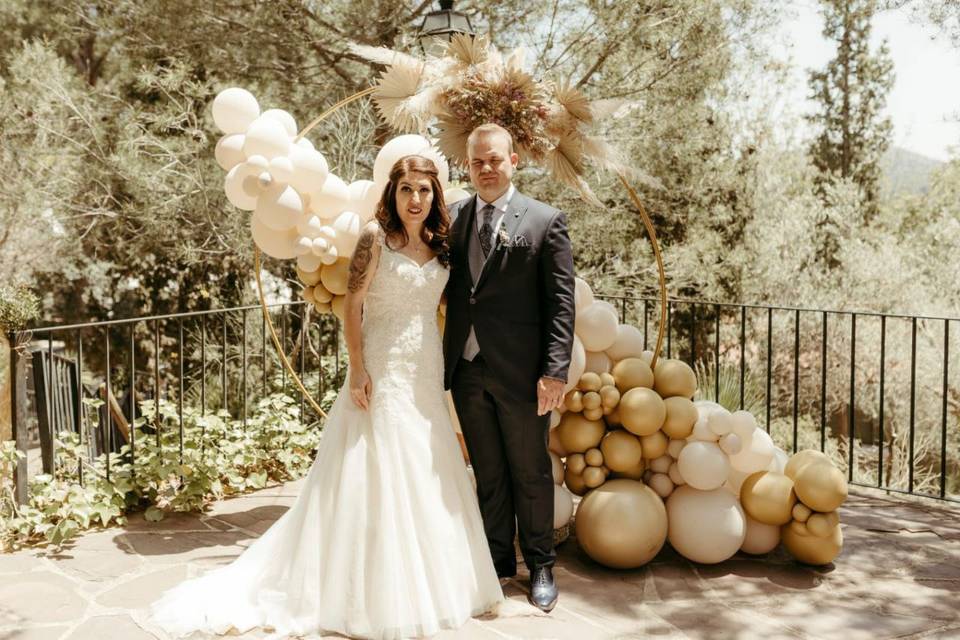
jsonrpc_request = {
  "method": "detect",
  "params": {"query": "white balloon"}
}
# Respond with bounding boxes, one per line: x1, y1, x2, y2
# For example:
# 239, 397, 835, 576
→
251, 215, 298, 259
677, 441, 729, 491
594, 300, 619, 319
690, 412, 721, 442
583, 350, 611, 375
295, 136, 315, 151
768, 446, 789, 473
707, 411, 734, 437
268, 156, 295, 185
290, 146, 329, 195
224, 164, 258, 210
719, 433, 742, 455
564, 335, 587, 393
297, 253, 323, 272
576, 302, 618, 352
212, 87, 259, 135
331, 211, 362, 254
261, 108, 298, 137
373, 134, 433, 186
297, 214, 324, 239
310, 236, 329, 256
666, 486, 746, 564
215, 134, 246, 171
725, 468, 750, 495
728, 426, 775, 474
348, 180, 382, 224
254, 185, 302, 232
443, 187, 471, 205
574, 277, 594, 313
242, 116, 291, 160
729, 410, 758, 440
320, 245, 339, 265
294, 236, 313, 256
550, 451, 564, 485
605, 324, 645, 362
740, 515, 781, 555
553, 484, 574, 528
310, 173, 351, 220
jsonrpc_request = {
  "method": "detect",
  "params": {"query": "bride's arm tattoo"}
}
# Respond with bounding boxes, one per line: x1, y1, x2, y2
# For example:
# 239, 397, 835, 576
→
348, 229, 376, 293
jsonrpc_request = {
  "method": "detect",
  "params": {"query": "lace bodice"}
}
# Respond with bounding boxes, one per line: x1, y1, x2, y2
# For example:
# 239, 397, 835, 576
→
361, 233, 449, 395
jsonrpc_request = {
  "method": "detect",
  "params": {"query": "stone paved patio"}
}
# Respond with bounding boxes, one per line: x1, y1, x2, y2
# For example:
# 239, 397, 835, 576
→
2, 480, 959, 640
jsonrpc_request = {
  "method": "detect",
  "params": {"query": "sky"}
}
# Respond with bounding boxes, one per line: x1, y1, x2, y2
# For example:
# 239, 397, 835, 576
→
773, 0, 960, 161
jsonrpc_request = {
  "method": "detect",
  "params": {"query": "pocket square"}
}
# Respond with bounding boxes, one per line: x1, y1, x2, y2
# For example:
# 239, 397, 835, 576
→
509, 235, 530, 248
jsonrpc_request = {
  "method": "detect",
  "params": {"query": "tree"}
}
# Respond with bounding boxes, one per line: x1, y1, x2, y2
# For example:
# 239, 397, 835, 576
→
807, 0, 894, 222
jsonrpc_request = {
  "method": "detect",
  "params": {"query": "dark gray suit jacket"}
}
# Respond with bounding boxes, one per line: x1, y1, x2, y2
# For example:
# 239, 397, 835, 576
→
443, 189, 576, 401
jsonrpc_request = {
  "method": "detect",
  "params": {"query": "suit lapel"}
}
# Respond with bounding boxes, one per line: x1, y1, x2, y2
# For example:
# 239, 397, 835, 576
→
475, 190, 530, 292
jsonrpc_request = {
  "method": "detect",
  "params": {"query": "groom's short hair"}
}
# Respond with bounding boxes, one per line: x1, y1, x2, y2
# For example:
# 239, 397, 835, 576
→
467, 123, 514, 155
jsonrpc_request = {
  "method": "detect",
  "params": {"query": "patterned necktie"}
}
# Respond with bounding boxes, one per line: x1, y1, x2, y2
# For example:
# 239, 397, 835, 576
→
479, 204, 495, 258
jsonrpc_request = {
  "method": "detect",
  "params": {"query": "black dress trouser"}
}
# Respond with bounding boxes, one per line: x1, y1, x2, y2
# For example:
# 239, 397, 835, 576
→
450, 355, 556, 575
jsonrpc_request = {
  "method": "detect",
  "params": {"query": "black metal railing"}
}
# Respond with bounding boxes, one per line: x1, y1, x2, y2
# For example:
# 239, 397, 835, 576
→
7, 296, 959, 505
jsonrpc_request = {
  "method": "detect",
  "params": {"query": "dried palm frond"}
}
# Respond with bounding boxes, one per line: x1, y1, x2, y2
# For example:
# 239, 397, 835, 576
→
546, 133, 601, 205
445, 33, 490, 66
589, 98, 630, 120
554, 80, 593, 124
373, 62, 428, 132
581, 134, 664, 189
435, 112, 473, 166
504, 46, 527, 72
348, 43, 421, 69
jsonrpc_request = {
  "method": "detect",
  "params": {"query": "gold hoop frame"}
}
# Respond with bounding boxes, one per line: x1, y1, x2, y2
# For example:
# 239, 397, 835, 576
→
253, 87, 668, 420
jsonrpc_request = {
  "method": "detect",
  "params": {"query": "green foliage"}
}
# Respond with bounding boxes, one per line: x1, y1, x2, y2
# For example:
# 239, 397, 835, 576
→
0, 286, 40, 333
694, 359, 765, 417
0, 392, 321, 551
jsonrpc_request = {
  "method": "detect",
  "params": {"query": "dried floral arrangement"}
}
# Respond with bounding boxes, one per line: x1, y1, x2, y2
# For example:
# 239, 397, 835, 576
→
350, 34, 644, 205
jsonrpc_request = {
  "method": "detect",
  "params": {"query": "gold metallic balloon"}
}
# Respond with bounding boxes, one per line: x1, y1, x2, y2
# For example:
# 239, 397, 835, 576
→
639, 430, 669, 460
565, 467, 589, 496
782, 519, 843, 565
739, 471, 797, 526
312, 281, 334, 303
601, 430, 643, 472
599, 385, 621, 409
611, 458, 645, 480
556, 412, 606, 453
574, 479, 668, 569
548, 427, 569, 456
296, 265, 322, 286
794, 461, 848, 513
653, 359, 697, 398
582, 391, 602, 411
331, 295, 346, 321
599, 372, 616, 388
611, 357, 655, 393
583, 406, 604, 421
585, 448, 604, 467
579, 372, 602, 392
619, 387, 666, 437
319, 257, 350, 296
583, 466, 606, 488
606, 405, 622, 427
567, 453, 587, 475
791, 502, 812, 523
662, 396, 698, 439
565, 390, 585, 413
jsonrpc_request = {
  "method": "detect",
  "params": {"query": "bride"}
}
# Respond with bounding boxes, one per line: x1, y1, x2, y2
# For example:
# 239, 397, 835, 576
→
150, 155, 503, 639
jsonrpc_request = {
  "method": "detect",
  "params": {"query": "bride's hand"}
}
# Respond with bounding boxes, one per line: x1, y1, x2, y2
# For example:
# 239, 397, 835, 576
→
349, 367, 372, 410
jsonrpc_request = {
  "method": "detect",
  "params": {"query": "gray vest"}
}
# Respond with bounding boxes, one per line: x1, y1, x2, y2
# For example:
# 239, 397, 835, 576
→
463, 204, 494, 359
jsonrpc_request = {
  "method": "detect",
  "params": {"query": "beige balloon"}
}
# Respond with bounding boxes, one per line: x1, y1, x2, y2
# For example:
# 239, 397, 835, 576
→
739, 471, 797, 526
556, 412, 606, 454
784, 449, 831, 481
574, 479, 668, 569
666, 486, 746, 564
794, 461, 848, 513
649, 473, 674, 498
781, 519, 843, 565
313, 300, 332, 314
619, 387, 666, 436
566, 453, 587, 475
296, 265, 323, 286
612, 357, 655, 393
605, 324, 646, 362
550, 451, 564, 485
320, 257, 350, 296
554, 484, 575, 528
583, 466, 606, 489
584, 350, 612, 375
331, 295, 346, 321
662, 397, 698, 439
312, 281, 334, 304
584, 448, 604, 467
741, 515, 781, 555
653, 359, 698, 398
600, 430, 643, 472
640, 430, 669, 460
792, 502, 812, 523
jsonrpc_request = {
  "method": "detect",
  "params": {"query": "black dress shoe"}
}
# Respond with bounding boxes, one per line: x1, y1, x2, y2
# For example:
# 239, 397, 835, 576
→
528, 566, 558, 612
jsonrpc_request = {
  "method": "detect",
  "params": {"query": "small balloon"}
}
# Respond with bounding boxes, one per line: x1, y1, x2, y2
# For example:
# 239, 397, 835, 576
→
212, 87, 260, 135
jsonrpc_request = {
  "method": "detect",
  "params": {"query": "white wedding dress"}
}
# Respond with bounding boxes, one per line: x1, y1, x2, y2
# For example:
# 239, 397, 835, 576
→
149, 235, 503, 639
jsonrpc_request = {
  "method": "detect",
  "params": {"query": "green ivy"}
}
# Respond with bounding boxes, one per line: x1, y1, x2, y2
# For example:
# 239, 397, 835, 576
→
0, 392, 323, 551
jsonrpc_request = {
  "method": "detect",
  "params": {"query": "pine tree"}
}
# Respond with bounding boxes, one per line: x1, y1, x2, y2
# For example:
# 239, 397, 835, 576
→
807, 0, 894, 219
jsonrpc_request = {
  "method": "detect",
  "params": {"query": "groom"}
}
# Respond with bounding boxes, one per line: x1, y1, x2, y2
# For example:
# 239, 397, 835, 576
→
444, 123, 576, 613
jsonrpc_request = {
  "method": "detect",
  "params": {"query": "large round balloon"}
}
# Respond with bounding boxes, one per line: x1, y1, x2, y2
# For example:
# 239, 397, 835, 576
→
251, 216, 298, 259
576, 301, 619, 352
212, 87, 260, 134
254, 185, 303, 232
741, 515, 781, 555
575, 479, 668, 569
224, 164, 258, 210
574, 277, 595, 314
556, 412, 605, 454
793, 460, 848, 513
242, 115, 291, 160
666, 486, 746, 564
215, 134, 246, 172
261, 108, 298, 137
619, 387, 666, 436
310, 173, 351, 221
605, 324, 645, 362
677, 441, 729, 491
288, 145, 330, 195
373, 135, 448, 188
349, 180, 382, 223
728, 425, 776, 474
653, 359, 697, 398
320, 258, 350, 296
739, 471, 796, 525
554, 484, 574, 529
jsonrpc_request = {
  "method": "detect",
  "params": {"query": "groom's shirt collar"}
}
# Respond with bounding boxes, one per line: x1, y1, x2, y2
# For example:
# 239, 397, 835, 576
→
475, 183, 515, 233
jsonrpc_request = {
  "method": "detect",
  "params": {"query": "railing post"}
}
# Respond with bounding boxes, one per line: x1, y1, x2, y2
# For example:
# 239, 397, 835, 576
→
9, 332, 28, 505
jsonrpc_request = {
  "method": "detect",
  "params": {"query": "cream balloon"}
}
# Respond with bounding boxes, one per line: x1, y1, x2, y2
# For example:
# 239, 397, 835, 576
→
768, 447, 789, 473
564, 335, 586, 393
576, 302, 619, 352
212, 87, 259, 134
267, 155, 295, 185
310, 173, 351, 220
605, 324, 645, 362
729, 426, 776, 474
677, 441, 729, 491
574, 277, 594, 313
741, 515, 781, 555
719, 433, 742, 455
666, 486, 746, 564
224, 164, 258, 210
254, 185, 302, 231
373, 134, 434, 186
649, 473, 674, 498
241, 116, 290, 160
554, 484, 574, 528
215, 134, 246, 171
251, 216, 298, 259
348, 180, 382, 223
584, 350, 611, 374
289, 146, 330, 195
297, 214, 324, 239
297, 253, 323, 272
443, 187, 471, 205
331, 211, 362, 255
550, 451, 564, 484
260, 108, 297, 137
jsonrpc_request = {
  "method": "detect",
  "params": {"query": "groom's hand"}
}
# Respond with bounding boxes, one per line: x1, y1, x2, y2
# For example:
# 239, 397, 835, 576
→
537, 377, 566, 416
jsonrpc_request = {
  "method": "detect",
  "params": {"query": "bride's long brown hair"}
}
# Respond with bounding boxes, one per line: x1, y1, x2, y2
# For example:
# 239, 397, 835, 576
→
375, 155, 451, 267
